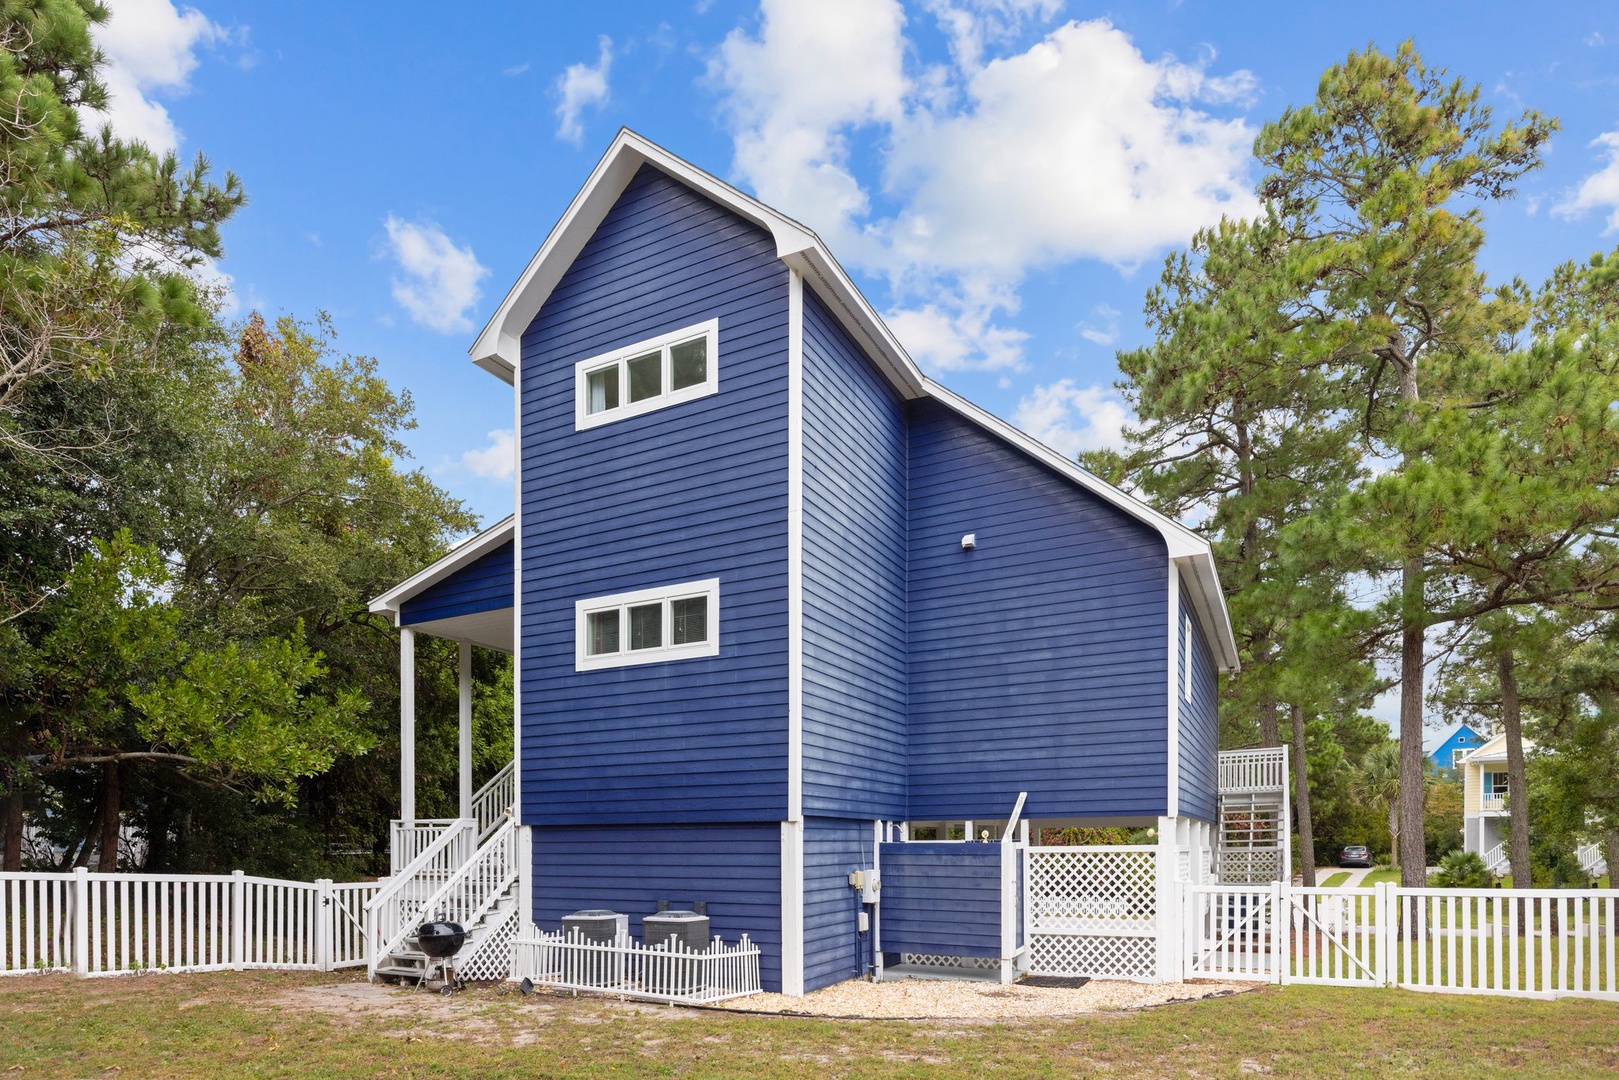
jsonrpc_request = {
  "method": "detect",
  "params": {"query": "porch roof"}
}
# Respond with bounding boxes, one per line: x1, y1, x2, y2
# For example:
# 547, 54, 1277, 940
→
369, 516, 515, 652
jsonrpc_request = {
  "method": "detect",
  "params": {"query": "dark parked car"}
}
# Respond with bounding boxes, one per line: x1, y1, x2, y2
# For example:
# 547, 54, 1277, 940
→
1339, 845, 1373, 868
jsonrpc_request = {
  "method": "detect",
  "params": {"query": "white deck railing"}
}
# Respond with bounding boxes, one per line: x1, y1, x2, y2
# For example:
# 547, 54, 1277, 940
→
389, 819, 461, 875
1218, 748, 1288, 794
1481, 796, 1507, 813
473, 762, 516, 844
0, 870, 381, 977
512, 929, 762, 1004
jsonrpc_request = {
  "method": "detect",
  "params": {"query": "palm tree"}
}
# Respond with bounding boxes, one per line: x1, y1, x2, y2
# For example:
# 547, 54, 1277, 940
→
1359, 744, 1403, 866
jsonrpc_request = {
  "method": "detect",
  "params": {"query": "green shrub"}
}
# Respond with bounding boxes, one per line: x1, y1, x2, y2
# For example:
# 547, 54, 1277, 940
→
1432, 850, 1492, 889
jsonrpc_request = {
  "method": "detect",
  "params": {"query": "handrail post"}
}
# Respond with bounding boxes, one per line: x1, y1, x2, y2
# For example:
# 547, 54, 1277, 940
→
72, 866, 89, 977
231, 870, 245, 971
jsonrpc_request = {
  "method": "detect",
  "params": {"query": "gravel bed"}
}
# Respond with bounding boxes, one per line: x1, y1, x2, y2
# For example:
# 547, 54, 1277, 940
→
715, 977, 1255, 1020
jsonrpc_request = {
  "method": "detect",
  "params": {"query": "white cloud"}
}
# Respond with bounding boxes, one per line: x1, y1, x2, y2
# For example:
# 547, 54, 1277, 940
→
1555, 131, 1619, 234
462, 429, 515, 481
555, 36, 613, 144
90, 0, 228, 152
1078, 303, 1120, 346
711, 5, 1258, 376
712, 0, 908, 267
1011, 379, 1130, 457
382, 217, 490, 333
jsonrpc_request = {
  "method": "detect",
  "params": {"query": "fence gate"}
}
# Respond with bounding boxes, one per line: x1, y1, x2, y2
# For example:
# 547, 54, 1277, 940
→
1026, 846, 1159, 980
1184, 884, 1277, 981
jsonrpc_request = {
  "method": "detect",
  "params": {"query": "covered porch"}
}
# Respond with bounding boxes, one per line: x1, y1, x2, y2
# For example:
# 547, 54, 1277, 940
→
368, 515, 517, 867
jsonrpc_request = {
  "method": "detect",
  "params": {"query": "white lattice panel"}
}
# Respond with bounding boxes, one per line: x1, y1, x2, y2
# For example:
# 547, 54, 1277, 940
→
1218, 849, 1282, 884
899, 953, 998, 969
1027, 848, 1156, 934
458, 907, 518, 982
1030, 933, 1156, 980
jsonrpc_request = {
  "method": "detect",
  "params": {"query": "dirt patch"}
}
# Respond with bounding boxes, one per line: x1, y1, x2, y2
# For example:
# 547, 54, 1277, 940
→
715, 977, 1257, 1020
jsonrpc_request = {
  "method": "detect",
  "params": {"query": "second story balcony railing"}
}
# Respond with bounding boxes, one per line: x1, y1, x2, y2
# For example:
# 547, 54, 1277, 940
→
1481, 795, 1507, 813
1218, 747, 1288, 794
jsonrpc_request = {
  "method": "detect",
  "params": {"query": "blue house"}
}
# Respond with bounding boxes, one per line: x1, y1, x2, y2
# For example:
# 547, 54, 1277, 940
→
1430, 724, 1486, 773
369, 131, 1240, 995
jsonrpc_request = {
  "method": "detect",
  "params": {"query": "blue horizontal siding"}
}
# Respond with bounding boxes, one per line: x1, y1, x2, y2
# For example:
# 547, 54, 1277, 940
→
531, 823, 784, 992
518, 163, 791, 826
906, 398, 1171, 822
399, 541, 514, 624
1177, 579, 1218, 822
876, 843, 1002, 958
801, 289, 908, 820
803, 817, 874, 991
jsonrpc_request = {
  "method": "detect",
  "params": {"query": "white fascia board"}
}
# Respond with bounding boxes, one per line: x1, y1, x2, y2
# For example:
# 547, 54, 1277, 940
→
469, 128, 823, 381
368, 515, 516, 617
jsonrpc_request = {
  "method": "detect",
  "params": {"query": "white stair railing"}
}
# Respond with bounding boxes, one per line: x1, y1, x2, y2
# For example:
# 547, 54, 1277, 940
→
365, 818, 475, 976
472, 762, 516, 844
371, 818, 519, 970
1481, 841, 1508, 876
1578, 842, 1609, 878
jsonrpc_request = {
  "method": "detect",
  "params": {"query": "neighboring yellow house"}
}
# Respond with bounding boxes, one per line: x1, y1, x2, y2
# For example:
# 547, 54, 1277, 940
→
1460, 732, 1522, 873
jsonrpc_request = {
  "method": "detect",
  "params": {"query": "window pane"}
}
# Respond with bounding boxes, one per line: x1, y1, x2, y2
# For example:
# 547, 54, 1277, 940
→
628, 603, 662, 650
671, 596, 707, 645
586, 610, 620, 655
670, 337, 707, 391
586, 365, 619, 414
627, 351, 662, 403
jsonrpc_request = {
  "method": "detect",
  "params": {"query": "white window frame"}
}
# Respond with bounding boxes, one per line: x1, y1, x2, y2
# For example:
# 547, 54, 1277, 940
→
574, 319, 719, 430
574, 578, 720, 671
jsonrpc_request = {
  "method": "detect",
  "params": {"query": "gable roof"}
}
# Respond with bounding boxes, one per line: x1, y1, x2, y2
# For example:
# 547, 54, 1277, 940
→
370, 515, 514, 620
469, 129, 1239, 672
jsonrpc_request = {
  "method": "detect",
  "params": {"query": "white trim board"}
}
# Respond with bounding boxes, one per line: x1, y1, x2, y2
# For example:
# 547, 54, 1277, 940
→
786, 269, 804, 825
463, 128, 1238, 673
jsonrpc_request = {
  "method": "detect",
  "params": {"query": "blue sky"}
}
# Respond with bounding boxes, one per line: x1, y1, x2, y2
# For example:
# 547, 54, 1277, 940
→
100, 0, 1619, 546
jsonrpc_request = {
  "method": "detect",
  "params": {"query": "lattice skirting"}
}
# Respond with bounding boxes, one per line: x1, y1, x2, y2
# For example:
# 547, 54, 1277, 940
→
459, 907, 519, 982
1029, 934, 1157, 981
898, 953, 999, 970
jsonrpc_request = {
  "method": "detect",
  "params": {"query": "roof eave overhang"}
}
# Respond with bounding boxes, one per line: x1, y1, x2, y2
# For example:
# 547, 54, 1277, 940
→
368, 515, 516, 620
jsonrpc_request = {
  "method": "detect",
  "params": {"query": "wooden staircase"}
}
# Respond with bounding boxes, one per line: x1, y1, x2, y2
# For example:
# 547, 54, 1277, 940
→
1216, 748, 1290, 884
368, 762, 521, 983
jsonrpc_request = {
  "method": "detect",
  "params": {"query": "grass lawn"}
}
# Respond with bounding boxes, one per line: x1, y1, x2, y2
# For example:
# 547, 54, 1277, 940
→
2, 971, 1617, 1078
1319, 871, 1350, 887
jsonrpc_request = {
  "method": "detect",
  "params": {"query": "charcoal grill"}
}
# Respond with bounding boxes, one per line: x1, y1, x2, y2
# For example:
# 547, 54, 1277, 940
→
414, 921, 467, 995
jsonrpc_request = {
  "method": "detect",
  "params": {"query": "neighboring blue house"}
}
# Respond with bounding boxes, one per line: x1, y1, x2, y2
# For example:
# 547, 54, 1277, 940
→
370, 131, 1240, 995
1431, 723, 1487, 773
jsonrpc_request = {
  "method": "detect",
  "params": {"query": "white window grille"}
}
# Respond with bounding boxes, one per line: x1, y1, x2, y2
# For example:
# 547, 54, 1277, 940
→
574, 319, 719, 429
575, 580, 720, 671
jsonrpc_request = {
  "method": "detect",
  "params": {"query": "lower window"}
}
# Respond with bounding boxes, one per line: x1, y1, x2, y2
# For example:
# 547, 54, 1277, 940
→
575, 579, 720, 671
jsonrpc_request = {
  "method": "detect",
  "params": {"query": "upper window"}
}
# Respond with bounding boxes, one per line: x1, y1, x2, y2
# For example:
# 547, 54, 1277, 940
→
574, 579, 720, 671
1483, 771, 1509, 798
574, 319, 719, 430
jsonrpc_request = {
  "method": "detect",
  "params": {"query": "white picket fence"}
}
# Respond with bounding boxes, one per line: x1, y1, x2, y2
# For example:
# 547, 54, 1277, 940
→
0, 869, 382, 978
512, 929, 761, 1004
1186, 882, 1619, 1000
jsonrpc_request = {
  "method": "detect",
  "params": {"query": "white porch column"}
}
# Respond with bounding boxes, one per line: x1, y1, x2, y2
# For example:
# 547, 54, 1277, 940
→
458, 639, 474, 820
400, 627, 416, 823
1155, 815, 1182, 982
